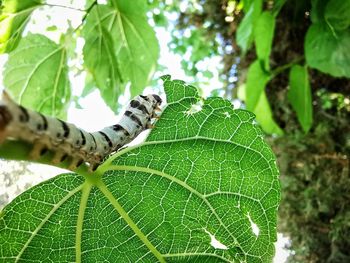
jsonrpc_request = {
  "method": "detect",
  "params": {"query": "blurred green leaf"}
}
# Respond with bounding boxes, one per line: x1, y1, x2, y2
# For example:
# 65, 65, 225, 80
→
82, 6, 122, 111
236, 0, 262, 53
0, 0, 41, 53
325, 0, 350, 31
254, 11, 275, 69
242, 61, 283, 135
310, 0, 329, 24
202, 70, 213, 78
152, 13, 168, 27
240, 83, 283, 135
245, 60, 270, 111
305, 24, 350, 77
288, 65, 313, 133
3, 34, 70, 117
242, 0, 253, 13
254, 91, 284, 135
82, 1, 159, 110
81, 71, 96, 97
46, 25, 57, 31
272, 0, 287, 16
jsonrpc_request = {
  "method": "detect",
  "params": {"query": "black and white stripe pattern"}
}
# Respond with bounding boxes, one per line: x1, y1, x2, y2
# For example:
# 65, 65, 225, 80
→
0, 91, 162, 171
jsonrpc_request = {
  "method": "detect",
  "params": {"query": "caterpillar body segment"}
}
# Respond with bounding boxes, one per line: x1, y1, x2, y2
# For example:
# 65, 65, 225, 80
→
0, 90, 162, 171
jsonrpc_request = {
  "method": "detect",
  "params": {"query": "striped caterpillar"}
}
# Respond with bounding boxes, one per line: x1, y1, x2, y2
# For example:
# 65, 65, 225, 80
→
0, 90, 162, 171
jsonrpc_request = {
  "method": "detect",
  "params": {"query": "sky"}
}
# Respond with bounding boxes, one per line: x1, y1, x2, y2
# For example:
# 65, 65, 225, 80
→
0, 1, 290, 261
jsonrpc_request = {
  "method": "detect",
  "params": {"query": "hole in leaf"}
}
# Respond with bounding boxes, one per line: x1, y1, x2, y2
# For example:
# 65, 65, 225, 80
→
246, 213, 260, 236
184, 100, 203, 115
204, 229, 228, 250
224, 111, 231, 118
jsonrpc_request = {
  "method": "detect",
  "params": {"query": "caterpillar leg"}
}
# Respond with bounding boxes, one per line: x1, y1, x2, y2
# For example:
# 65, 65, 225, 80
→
68, 158, 84, 171
52, 151, 68, 164
0, 105, 12, 144
1, 90, 13, 102
30, 141, 49, 160
89, 163, 99, 172
0, 130, 8, 144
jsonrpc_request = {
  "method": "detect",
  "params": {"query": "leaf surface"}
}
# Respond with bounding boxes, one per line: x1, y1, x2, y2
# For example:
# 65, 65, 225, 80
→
0, 0, 41, 53
310, 0, 328, 24
0, 76, 280, 262
239, 77, 283, 136
245, 60, 270, 111
325, 0, 350, 31
288, 65, 313, 132
3, 34, 70, 117
236, 0, 262, 53
254, 12, 275, 69
253, 91, 283, 136
82, 1, 159, 110
305, 24, 350, 78
272, 0, 287, 16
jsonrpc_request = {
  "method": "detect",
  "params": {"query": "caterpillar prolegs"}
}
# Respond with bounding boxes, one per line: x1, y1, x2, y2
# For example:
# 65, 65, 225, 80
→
0, 91, 162, 171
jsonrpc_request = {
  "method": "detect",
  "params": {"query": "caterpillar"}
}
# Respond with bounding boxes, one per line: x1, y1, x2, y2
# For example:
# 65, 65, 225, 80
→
0, 90, 162, 171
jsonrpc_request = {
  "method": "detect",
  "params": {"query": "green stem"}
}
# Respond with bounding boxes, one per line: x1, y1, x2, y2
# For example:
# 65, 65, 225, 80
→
74, 0, 98, 32
96, 180, 166, 263
75, 183, 92, 263
271, 57, 304, 77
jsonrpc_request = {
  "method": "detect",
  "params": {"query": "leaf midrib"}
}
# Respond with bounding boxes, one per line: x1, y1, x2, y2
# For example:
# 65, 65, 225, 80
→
101, 164, 244, 256
95, 180, 166, 263
103, 136, 273, 171
18, 46, 64, 104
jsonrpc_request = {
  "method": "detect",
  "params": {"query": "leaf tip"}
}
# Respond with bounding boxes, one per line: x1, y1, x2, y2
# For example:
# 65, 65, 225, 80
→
160, 74, 171, 82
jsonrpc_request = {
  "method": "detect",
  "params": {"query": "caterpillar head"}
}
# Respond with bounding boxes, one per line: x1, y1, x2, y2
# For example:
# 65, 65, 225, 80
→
139, 94, 162, 111
151, 94, 162, 105
150, 94, 162, 107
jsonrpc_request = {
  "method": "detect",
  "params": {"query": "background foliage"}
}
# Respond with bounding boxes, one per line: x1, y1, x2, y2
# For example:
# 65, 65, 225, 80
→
150, 0, 350, 262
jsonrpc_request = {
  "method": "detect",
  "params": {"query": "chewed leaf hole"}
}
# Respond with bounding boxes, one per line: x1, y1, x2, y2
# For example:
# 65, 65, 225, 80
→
204, 229, 228, 250
224, 111, 231, 118
247, 213, 260, 236
184, 100, 203, 115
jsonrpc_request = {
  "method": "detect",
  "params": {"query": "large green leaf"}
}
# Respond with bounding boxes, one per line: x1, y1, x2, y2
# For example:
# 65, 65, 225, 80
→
324, 0, 350, 31
0, 0, 41, 54
0, 76, 280, 262
245, 60, 270, 111
82, 1, 159, 110
288, 65, 313, 133
236, 0, 262, 53
3, 34, 70, 117
254, 11, 275, 69
305, 24, 350, 78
